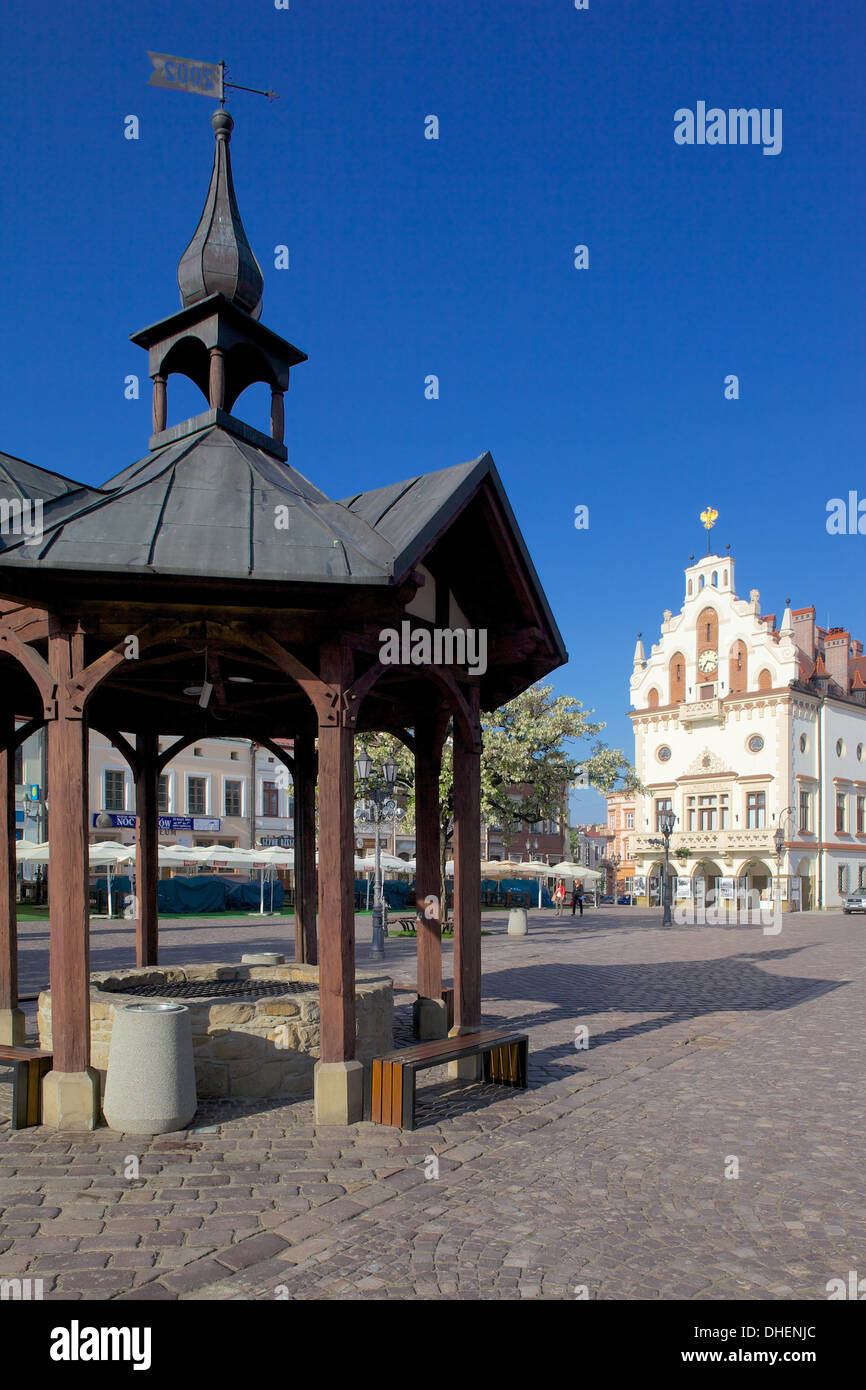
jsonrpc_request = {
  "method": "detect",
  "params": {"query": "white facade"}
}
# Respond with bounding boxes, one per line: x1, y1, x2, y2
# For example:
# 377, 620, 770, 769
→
629, 553, 866, 909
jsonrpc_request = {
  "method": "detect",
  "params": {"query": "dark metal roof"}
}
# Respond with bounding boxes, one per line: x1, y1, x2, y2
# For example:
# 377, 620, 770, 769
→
0, 451, 105, 552
0, 427, 397, 583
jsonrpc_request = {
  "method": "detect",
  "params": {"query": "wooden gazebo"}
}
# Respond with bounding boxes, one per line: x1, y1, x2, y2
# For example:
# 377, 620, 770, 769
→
0, 111, 565, 1127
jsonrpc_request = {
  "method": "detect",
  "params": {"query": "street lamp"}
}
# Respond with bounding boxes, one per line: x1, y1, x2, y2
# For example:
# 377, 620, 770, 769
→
354, 746, 401, 960
773, 805, 796, 915
661, 806, 681, 922
609, 852, 621, 899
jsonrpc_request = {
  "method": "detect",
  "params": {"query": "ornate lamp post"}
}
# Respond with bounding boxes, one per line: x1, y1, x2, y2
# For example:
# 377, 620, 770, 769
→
609, 852, 621, 899
773, 805, 796, 915
354, 746, 400, 960
652, 808, 676, 926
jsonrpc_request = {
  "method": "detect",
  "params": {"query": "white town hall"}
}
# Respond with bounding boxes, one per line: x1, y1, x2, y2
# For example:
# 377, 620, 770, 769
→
628, 547, 866, 912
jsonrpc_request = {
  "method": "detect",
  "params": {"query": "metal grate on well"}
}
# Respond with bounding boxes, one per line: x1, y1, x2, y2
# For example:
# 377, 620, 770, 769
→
100, 979, 318, 1000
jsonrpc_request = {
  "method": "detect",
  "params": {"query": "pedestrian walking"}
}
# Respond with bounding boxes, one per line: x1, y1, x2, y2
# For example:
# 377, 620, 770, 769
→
554, 879, 566, 916
571, 883, 579, 916
576, 886, 584, 917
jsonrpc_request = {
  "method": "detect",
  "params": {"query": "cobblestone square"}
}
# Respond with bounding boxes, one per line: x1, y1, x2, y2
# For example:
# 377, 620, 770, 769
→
2, 906, 864, 1300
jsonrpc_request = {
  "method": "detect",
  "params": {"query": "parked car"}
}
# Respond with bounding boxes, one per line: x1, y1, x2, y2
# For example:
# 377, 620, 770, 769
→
617, 893, 634, 905
599, 893, 615, 904
842, 892, 866, 914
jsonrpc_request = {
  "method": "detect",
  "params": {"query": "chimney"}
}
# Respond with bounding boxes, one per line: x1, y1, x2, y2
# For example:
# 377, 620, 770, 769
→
824, 628, 850, 689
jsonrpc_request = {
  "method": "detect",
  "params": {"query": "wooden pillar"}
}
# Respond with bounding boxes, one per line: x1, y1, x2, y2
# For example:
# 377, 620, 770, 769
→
208, 348, 226, 410
452, 687, 482, 1033
43, 620, 98, 1128
270, 388, 285, 444
316, 646, 355, 1061
415, 715, 444, 1002
293, 730, 318, 965
0, 713, 23, 1045
152, 375, 166, 434
135, 731, 159, 967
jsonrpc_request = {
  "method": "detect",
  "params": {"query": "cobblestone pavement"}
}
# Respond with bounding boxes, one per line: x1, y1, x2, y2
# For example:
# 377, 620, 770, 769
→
1, 907, 865, 1300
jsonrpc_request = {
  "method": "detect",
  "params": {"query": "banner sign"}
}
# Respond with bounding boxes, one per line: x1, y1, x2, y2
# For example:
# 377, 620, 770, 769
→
676, 877, 692, 899
92, 813, 221, 832
719, 877, 734, 900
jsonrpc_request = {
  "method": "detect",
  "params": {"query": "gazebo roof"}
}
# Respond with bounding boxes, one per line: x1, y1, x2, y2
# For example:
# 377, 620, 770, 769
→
0, 451, 104, 550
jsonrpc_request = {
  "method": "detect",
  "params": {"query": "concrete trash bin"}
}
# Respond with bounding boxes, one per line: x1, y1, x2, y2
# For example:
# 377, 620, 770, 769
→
103, 1002, 197, 1134
507, 907, 529, 936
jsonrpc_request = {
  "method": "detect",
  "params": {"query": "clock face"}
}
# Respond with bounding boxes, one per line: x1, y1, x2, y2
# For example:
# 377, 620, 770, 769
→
698, 648, 718, 673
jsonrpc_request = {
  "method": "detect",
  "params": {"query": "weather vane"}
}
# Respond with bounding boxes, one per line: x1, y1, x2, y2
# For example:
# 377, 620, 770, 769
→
147, 52, 279, 106
699, 506, 719, 555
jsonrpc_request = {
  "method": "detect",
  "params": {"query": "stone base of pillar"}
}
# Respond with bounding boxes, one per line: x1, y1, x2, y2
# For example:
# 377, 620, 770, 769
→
313, 1059, 363, 1126
413, 996, 448, 1040
447, 1024, 483, 1080
0, 1006, 26, 1047
41, 1068, 100, 1131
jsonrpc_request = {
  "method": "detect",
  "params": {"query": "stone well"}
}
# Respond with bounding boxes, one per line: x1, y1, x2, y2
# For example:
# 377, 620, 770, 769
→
37, 962, 393, 1106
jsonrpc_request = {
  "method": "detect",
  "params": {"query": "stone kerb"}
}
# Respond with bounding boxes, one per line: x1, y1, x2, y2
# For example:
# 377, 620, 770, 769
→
37, 963, 393, 1107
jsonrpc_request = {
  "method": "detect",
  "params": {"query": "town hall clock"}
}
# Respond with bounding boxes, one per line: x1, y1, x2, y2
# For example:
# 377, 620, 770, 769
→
698, 648, 719, 673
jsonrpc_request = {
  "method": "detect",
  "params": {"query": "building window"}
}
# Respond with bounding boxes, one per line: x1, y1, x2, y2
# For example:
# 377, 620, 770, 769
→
836, 793, 847, 833
686, 795, 696, 831
262, 781, 279, 818
757, 669, 772, 691
14, 746, 23, 785
193, 747, 203, 757
838, 864, 848, 894
799, 734, 808, 753
746, 792, 766, 828
719, 794, 729, 829
655, 797, 673, 831
625, 812, 634, 829
836, 739, 845, 758
858, 744, 864, 762
799, 790, 812, 833
747, 735, 764, 752
187, 777, 207, 816
104, 770, 125, 812
224, 780, 243, 817
698, 795, 717, 831
157, 776, 169, 814
711, 571, 718, 586
657, 745, 672, 762
858, 796, 865, 834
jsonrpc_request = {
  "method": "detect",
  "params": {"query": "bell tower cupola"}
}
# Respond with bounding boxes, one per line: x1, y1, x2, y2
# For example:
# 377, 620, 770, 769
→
130, 110, 306, 461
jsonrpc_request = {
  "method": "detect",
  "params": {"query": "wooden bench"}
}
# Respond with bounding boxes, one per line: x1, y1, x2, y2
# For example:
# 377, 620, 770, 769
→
386, 914, 420, 934
0, 1046, 53, 1129
365, 1028, 528, 1130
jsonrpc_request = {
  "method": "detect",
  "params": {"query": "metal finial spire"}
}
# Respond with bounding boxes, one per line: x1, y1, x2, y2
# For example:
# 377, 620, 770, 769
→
177, 108, 264, 319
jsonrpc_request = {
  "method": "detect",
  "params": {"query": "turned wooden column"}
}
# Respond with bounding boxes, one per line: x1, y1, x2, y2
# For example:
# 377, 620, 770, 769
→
452, 687, 482, 1032
293, 730, 318, 965
208, 348, 226, 410
152, 375, 167, 434
415, 714, 445, 1002
0, 712, 23, 1044
135, 730, 159, 967
270, 388, 285, 444
47, 622, 91, 1074
316, 645, 355, 1063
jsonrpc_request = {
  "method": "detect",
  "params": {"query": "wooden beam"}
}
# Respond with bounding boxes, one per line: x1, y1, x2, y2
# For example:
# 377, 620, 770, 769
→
46, 620, 91, 1074
452, 685, 482, 1031
316, 644, 355, 1062
0, 713, 19, 1027
414, 713, 448, 1001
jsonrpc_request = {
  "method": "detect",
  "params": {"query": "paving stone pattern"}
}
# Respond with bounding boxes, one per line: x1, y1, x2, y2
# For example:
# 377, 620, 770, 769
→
2, 907, 865, 1300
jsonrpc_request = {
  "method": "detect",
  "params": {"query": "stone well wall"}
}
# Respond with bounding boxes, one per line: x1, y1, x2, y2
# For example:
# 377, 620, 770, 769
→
37, 962, 393, 1104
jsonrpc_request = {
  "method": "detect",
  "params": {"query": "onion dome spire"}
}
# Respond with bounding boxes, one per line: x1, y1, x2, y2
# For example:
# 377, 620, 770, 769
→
177, 109, 264, 320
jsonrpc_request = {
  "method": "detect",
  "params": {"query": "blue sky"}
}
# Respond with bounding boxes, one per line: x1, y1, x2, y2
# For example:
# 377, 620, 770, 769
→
1, 0, 863, 823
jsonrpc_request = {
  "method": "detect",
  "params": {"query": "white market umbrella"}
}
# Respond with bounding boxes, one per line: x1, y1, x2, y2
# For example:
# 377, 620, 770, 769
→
89, 841, 136, 917
15, 839, 47, 862
504, 859, 550, 908
250, 846, 295, 915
